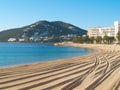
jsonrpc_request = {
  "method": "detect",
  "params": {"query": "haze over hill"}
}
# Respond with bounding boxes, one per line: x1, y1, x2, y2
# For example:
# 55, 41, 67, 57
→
0, 20, 87, 42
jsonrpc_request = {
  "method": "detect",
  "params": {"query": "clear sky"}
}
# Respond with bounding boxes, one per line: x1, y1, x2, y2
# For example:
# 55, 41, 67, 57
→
0, 0, 120, 31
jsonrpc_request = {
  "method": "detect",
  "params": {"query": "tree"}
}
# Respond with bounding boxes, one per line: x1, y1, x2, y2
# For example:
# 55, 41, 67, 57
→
89, 37, 95, 44
108, 37, 115, 44
96, 36, 102, 44
103, 35, 109, 44
73, 36, 91, 43
82, 35, 90, 43
72, 37, 81, 43
117, 32, 120, 44
48, 37, 61, 42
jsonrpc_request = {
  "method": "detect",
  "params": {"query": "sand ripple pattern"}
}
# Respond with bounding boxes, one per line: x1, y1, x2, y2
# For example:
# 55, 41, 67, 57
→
0, 46, 120, 90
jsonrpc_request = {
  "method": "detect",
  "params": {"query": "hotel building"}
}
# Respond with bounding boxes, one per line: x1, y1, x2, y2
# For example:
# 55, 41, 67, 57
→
88, 21, 120, 39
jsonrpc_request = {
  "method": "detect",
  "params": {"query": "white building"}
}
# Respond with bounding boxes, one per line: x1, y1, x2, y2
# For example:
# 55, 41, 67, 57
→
114, 21, 120, 39
88, 27, 100, 38
30, 32, 40, 42
8, 38, 16, 42
18, 38, 25, 42
88, 21, 120, 39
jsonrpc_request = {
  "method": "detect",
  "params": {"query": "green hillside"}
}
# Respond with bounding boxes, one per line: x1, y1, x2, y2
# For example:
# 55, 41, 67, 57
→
0, 20, 87, 41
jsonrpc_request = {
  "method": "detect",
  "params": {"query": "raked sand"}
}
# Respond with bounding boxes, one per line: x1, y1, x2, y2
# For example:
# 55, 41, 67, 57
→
0, 43, 120, 90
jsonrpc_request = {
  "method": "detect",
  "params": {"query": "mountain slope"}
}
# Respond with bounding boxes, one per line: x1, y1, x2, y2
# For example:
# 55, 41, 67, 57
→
0, 20, 87, 41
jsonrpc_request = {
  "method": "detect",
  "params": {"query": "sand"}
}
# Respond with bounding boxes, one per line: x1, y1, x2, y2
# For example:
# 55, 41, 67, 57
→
0, 43, 120, 90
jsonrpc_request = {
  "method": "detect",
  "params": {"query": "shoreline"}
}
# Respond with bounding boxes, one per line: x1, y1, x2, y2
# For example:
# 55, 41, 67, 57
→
0, 48, 96, 70
0, 44, 95, 70
0, 43, 120, 90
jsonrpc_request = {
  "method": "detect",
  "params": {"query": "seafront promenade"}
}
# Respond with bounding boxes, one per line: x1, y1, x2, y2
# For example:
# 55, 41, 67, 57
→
0, 43, 120, 90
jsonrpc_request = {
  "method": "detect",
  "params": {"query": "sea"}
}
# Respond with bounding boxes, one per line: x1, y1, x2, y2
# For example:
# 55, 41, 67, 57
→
0, 42, 93, 68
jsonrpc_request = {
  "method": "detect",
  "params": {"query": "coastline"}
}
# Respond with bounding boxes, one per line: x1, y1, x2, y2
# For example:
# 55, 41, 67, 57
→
0, 42, 93, 69
0, 47, 96, 70
0, 43, 120, 90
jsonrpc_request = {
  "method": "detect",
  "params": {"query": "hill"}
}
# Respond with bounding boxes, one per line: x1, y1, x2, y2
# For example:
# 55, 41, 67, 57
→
0, 20, 87, 41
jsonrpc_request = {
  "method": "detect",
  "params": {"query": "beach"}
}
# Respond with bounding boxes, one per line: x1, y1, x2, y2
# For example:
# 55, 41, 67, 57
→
0, 43, 120, 90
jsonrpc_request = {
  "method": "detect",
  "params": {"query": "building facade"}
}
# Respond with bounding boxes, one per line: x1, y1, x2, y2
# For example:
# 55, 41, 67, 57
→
88, 21, 120, 39
114, 21, 120, 38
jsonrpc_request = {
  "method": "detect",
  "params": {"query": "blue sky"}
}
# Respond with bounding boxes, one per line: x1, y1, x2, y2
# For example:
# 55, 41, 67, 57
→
0, 0, 120, 31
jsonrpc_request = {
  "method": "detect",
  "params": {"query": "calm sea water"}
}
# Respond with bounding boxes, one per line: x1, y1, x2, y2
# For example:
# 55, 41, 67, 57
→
0, 42, 93, 68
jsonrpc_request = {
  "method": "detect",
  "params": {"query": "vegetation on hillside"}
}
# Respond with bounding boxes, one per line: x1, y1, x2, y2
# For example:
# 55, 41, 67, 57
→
0, 20, 87, 42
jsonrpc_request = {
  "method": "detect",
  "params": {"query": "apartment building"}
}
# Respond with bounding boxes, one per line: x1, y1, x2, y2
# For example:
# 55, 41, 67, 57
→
88, 21, 120, 39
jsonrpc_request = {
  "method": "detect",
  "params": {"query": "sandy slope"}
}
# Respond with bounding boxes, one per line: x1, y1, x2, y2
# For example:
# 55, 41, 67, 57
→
0, 43, 120, 90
